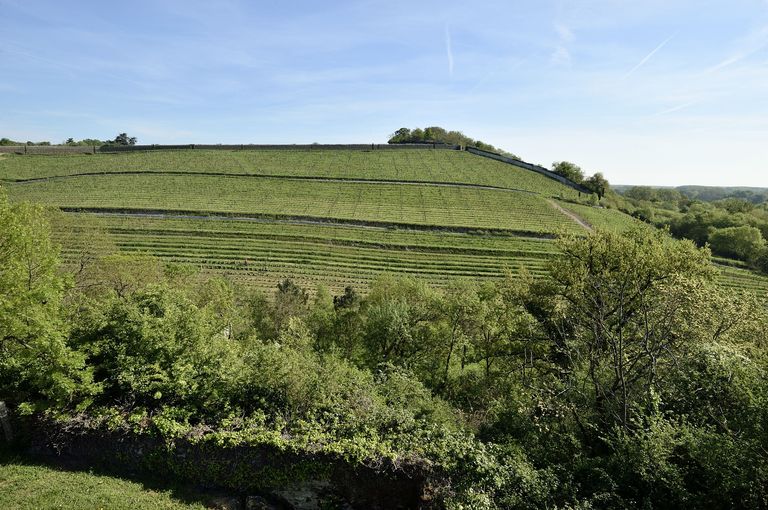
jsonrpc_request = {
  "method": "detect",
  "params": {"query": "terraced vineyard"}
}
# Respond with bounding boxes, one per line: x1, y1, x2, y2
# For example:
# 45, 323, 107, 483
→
0, 149, 583, 199
11, 174, 582, 233
718, 265, 768, 295
3, 147, 767, 296
53, 214, 559, 294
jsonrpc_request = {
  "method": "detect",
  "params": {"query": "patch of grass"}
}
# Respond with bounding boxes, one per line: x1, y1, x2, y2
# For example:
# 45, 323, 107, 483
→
0, 457, 208, 510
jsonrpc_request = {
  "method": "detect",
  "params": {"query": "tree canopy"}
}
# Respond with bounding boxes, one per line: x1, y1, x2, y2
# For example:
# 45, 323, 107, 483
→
387, 126, 518, 157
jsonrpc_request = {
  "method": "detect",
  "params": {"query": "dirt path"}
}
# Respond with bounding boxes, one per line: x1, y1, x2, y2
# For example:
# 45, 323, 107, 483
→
546, 199, 593, 231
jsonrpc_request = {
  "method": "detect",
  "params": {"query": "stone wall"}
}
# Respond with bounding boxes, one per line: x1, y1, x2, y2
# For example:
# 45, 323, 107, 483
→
26, 419, 439, 510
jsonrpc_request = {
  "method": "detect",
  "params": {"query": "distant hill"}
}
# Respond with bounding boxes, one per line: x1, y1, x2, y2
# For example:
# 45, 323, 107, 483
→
615, 184, 768, 204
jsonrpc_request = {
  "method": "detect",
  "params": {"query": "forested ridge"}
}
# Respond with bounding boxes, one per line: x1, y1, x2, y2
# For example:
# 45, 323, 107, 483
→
1, 191, 767, 509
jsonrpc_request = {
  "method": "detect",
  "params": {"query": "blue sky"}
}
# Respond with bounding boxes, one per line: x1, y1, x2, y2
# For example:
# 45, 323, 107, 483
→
1, 0, 767, 186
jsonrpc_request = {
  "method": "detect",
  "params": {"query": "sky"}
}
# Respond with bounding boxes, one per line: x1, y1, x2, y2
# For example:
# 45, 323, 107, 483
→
1, 0, 767, 186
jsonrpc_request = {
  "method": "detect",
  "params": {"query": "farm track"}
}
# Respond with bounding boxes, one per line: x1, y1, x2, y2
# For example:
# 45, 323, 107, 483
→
547, 199, 593, 231
7, 169, 540, 195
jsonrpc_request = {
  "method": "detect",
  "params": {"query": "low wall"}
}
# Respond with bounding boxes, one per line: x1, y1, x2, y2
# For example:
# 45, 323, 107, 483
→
465, 146, 593, 194
1, 143, 460, 155
99, 143, 460, 153
0, 145, 97, 155
26, 419, 439, 510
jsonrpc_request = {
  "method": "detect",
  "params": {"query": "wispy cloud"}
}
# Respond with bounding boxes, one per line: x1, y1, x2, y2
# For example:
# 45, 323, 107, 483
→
707, 25, 768, 73
445, 24, 454, 77
623, 34, 675, 78
551, 22, 573, 65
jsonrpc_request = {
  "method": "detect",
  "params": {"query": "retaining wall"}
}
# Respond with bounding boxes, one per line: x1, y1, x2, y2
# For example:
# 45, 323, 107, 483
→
1, 143, 460, 155
0, 145, 97, 155
26, 418, 439, 510
465, 146, 593, 194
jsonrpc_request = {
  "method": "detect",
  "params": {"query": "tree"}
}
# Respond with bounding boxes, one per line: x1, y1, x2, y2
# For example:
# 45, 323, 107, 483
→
584, 172, 609, 199
388, 128, 411, 143
0, 193, 93, 408
361, 276, 441, 377
551, 161, 585, 184
548, 227, 716, 430
272, 279, 309, 335
708, 225, 765, 262
111, 133, 137, 146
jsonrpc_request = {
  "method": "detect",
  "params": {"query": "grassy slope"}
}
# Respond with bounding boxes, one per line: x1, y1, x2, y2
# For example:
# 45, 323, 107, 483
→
0, 149, 582, 199
9, 174, 581, 233
0, 459, 206, 510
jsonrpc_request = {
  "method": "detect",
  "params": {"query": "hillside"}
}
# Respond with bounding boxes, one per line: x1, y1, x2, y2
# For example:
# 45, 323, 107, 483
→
2, 147, 767, 295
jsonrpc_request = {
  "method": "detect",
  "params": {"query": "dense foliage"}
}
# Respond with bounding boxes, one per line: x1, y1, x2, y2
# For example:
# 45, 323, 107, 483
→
617, 186, 768, 273
387, 126, 516, 157
1, 192, 767, 508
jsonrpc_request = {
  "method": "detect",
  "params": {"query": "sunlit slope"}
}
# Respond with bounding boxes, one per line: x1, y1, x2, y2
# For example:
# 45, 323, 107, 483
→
10, 174, 582, 234
0, 149, 582, 199
53, 214, 559, 293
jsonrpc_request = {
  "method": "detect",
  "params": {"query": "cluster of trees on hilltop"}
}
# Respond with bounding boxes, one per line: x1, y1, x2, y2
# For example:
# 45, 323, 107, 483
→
0, 133, 137, 147
552, 160, 611, 199
617, 186, 768, 273
388, 126, 518, 157
2, 191, 767, 508
0, 138, 52, 146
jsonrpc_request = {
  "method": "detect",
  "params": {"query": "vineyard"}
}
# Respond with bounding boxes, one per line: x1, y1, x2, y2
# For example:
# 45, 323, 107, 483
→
556, 200, 647, 232
11, 174, 583, 233
2, 147, 767, 296
0, 149, 583, 199
53, 213, 559, 294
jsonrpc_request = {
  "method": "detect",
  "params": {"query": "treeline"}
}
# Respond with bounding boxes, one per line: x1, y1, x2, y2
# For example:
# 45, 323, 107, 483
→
676, 185, 768, 204
0, 133, 137, 147
2, 193, 767, 508
618, 186, 768, 273
388, 126, 518, 157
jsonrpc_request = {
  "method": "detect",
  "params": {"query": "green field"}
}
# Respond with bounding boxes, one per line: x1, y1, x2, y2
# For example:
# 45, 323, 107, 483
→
0, 149, 583, 199
3, 147, 767, 296
11, 174, 582, 234
0, 459, 206, 510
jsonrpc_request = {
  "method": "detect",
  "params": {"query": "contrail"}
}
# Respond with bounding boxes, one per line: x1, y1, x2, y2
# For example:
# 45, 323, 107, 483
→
624, 34, 675, 79
653, 100, 698, 117
445, 24, 454, 77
